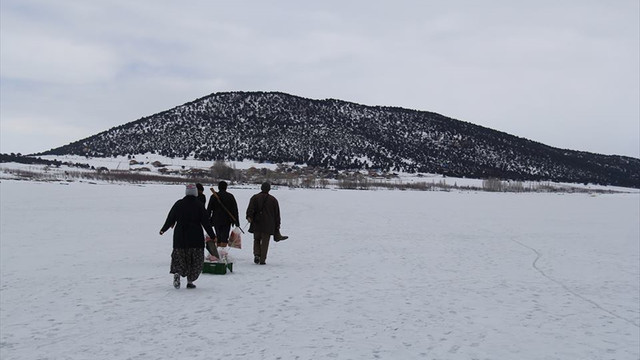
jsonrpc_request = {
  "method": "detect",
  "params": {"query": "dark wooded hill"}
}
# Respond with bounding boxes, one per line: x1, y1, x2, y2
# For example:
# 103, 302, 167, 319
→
40, 91, 640, 188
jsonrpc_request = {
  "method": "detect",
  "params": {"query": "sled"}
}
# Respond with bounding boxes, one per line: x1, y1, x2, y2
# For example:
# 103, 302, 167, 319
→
202, 261, 233, 275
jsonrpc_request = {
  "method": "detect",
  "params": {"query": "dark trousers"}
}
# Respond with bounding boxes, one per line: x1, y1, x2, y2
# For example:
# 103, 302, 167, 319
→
253, 232, 271, 263
214, 223, 231, 244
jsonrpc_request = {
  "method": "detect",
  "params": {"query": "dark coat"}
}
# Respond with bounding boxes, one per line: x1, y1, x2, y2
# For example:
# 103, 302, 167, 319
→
246, 192, 281, 235
207, 190, 240, 227
161, 195, 216, 249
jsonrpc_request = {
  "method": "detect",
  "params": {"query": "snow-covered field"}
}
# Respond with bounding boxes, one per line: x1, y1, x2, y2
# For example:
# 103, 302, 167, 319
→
1, 180, 639, 360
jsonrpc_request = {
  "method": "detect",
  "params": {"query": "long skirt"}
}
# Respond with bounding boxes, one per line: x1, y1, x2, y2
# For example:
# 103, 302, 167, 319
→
170, 248, 204, 282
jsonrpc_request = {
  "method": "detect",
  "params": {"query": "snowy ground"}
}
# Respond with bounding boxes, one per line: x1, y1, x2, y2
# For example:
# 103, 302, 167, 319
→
1, 180, 638, 360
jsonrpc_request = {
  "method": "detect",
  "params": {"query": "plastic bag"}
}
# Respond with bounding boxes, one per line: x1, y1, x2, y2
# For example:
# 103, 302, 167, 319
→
229, 227, 242, 249
205, 254, 219, 262
217, 246, 229, 263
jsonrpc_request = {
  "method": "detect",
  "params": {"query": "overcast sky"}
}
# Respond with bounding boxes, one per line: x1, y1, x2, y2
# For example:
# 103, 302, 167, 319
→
1, 0, 639, 158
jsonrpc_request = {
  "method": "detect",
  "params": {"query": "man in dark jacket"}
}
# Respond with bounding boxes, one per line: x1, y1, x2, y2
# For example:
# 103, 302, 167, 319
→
246, 182, 288, 265
207, 181, 239, 247
160, 184, 216, 289
196, 183, 206, 205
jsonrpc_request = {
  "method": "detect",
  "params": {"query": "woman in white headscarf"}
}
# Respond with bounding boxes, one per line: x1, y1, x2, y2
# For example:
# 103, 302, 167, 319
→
160, 184, 217, 289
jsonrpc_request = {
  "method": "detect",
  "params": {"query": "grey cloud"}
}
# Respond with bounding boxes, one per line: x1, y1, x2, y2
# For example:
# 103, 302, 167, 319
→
1, 0, 638, 157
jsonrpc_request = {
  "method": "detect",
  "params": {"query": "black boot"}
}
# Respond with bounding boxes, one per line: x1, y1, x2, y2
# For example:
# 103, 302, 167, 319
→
274, 231, 288, 242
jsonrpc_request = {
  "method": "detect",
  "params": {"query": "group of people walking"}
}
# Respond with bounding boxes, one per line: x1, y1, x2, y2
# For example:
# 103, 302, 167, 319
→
159, 181, 287, 289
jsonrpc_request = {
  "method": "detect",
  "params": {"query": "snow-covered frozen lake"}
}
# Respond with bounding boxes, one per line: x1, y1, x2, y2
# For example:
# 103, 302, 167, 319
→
1, 180, 638, 359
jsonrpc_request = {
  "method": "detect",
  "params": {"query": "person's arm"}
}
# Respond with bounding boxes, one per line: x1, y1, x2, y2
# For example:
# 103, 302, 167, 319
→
206, 195, 214, 218
246, 196, 255, 222
274, 197, 281, 230
159, 202, 178, 235
200, 207, 217, 240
